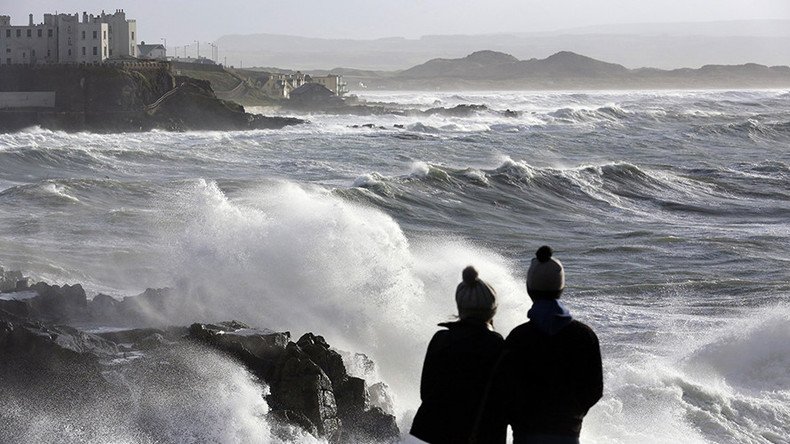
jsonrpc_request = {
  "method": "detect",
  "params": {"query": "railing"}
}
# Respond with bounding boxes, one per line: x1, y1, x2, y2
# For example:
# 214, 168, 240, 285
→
143, 85, 183, 111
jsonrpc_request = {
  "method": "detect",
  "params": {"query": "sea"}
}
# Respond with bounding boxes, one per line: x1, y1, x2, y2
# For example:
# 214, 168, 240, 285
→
0, 89, 788, 443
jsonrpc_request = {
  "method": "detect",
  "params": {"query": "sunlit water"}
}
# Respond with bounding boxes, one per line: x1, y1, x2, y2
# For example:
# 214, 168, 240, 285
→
1, 89, 788, 443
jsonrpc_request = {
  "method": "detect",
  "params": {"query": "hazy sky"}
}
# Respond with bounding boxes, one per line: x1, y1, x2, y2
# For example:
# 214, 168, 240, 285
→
5, 0, 790, 46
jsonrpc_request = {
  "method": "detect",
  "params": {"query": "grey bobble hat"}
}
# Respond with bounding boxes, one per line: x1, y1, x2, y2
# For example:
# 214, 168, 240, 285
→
526, 246, 565, 293
455, 266, 497, 322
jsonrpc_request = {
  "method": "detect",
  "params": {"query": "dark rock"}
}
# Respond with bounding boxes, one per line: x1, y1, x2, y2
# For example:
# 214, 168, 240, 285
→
269, 342, 342, 442
336, 376, 370, 417
20, 282, 89, 322
188, 321, 290, 379
297, 333, 347, 386
424, 103, 489, 117
345, 406, 401, 443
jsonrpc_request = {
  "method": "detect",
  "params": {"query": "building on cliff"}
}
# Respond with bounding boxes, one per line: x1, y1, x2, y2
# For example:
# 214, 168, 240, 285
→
138, 42, 166, 60
0, 10, 136, 65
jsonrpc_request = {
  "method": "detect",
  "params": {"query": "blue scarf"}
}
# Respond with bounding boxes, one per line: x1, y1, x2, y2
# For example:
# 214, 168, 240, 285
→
527, 299, 573, 335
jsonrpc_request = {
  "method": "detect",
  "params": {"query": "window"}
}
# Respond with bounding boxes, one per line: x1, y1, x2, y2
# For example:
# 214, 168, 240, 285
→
48, 29, 53, 37
5, 48, 10, 53
131, 31, 134, 40
68, 37, 72, 45
38, 29, 42, 37
82, 46, 86, 55
16, 29, 21, 37
103, 30, 106, 39
5, 30, 9, 38
93, 30, 97, 39
22, 52, 26, 58
93, 46, 97, 55
109, 49, 113, 56
81, 30, 85, 39
103, 46, 107, 56
47, 49, 51, 57
68, 49, 72, 56
27, 29, 31, 37
31, 49, 35, 57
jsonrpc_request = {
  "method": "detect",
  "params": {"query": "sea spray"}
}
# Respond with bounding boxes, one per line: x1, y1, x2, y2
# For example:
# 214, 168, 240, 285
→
584, 305, 790, 444
156, 179, 529, 417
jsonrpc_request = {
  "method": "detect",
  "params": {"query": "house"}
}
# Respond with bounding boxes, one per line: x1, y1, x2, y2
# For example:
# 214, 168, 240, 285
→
137, 41, 166, 60
0, 10, 136, 65
261, 71, 307, 99
310, 74, 348, 96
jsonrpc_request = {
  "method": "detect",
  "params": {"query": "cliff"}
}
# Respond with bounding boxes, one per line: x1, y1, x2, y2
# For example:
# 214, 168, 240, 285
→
0, 63, 303, 132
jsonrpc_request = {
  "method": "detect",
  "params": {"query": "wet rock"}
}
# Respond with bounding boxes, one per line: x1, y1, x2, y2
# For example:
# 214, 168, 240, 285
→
269, 342, 342, 442
424, 103, 489, 117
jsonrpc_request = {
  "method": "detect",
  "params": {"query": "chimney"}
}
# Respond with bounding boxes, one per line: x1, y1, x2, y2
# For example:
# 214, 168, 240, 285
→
29, 14, 33, 26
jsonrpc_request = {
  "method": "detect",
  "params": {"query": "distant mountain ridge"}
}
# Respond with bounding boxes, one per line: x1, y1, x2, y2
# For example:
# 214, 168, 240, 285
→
329, 50, 790, 90
216, 20, 790, 71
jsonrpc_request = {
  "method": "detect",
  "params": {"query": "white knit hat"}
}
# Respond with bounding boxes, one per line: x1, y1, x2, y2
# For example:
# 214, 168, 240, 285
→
526, 246, 565, 294
455, 266, 497, 321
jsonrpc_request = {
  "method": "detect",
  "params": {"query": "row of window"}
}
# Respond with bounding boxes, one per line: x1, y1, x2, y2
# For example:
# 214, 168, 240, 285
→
3, 29, 54, 38
2, 29, 110, 40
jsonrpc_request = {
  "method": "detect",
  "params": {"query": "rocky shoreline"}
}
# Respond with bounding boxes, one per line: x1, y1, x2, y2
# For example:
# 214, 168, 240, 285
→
0, 64, 305, 133
0, 272, 399, 443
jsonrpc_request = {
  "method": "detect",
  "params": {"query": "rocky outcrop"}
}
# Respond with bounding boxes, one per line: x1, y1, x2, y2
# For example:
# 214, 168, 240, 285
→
0, 64, 305, 133
187, 322, 399, 443
0, 270, 400, 443
0, 283, 176, 325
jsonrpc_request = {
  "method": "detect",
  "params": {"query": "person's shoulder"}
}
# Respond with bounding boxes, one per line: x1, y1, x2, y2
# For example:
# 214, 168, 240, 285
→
504, 322, 533, 344
567, 319, 599, 340
487, 329, 505, 343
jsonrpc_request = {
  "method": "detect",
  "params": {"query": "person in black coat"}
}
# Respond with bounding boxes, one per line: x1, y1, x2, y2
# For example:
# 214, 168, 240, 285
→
410, 266, 507, 444
498, 246, 603, 444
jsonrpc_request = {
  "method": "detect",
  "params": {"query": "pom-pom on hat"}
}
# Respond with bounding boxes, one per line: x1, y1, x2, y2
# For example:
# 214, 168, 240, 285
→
455, 266, 497, 322
526, 246, 565, 298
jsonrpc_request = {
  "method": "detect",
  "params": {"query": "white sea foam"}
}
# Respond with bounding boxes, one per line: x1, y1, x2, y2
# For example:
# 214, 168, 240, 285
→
584, 305, 790, 444
155, 179, 529, 419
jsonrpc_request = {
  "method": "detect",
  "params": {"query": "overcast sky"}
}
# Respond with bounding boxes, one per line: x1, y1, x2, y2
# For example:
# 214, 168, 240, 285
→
6, 0, 790, 45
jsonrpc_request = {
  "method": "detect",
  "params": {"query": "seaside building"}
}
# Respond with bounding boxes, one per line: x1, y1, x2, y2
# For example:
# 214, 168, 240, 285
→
262, 71, 308, 99
310, 74, 348, 96
138, 42, 166, 60
0, 10, 136, 65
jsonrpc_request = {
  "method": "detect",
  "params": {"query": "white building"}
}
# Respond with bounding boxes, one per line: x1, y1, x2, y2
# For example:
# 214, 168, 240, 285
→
310, 74, 348, 96
0, 10, 136, 65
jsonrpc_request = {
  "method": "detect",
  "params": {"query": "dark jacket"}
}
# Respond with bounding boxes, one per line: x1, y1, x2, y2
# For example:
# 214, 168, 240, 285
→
500, 319, 603, 439
410, 319, 506, 444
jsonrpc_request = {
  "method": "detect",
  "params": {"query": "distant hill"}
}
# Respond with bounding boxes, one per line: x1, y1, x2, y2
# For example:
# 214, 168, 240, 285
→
216, 20, 790, 71
339, 50, 790, 90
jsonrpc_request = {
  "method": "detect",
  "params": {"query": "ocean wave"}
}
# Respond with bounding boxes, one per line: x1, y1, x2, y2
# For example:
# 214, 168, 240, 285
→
584, 305, 790, 444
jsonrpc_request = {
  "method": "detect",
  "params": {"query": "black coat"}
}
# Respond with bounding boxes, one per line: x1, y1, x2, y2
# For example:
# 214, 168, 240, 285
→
498, 320, 603, 439
410, 319, 507, 444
